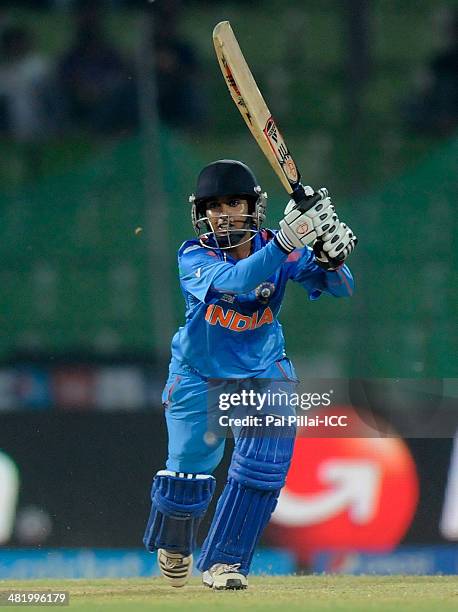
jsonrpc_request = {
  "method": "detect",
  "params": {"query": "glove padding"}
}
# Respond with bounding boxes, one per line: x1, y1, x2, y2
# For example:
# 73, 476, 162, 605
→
276, 186, 335, 253
313, 220, 358, 270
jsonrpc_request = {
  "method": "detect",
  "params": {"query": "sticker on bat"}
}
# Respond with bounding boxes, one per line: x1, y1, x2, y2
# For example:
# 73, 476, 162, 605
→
221, 54, 253, 126
264, 117, 298, 184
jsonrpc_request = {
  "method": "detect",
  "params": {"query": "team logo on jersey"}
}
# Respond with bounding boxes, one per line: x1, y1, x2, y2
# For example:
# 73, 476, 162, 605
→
205, 305, 274, 332
255, 282, 275, 304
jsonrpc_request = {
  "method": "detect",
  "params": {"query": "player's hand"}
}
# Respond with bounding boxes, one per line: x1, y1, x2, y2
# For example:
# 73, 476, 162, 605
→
313, 220, 358, 270
275, 186, 335, 253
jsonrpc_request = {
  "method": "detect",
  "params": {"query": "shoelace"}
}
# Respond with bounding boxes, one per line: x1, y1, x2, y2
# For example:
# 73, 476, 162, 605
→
212, 563, 241, 575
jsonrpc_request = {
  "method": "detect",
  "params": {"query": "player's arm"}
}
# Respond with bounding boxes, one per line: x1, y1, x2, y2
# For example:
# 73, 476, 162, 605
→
287, 246, 355, 299
179, 239, 287, 302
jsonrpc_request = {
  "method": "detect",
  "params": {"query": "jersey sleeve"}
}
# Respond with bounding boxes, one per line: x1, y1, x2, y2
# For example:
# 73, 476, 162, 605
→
178, 240, 288, 303
285, 246, 355, 300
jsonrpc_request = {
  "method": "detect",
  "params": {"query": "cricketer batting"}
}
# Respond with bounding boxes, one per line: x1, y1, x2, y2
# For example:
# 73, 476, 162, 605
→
143, 160, 357, 590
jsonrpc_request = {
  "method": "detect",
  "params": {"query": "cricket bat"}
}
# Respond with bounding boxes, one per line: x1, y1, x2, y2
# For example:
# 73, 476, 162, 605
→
213, 21, 308, 203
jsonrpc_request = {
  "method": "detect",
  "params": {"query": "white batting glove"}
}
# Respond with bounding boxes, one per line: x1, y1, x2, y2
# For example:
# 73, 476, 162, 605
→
275, 186, 335, 253
313, 219, 358, 270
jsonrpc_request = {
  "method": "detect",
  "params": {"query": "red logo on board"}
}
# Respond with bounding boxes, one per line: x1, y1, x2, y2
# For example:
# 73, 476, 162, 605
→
266, 407, 419, 564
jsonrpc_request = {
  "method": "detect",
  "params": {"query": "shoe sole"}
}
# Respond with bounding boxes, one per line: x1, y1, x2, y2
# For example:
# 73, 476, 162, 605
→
203, 578, 247, 590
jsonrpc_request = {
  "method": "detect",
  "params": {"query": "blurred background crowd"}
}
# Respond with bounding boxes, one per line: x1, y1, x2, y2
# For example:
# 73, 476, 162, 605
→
0, 1, 456, 182
0, 0, 205, 179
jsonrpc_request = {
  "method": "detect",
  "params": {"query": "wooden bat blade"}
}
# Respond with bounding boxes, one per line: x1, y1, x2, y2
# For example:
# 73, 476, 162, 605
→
213, 21, 301, 195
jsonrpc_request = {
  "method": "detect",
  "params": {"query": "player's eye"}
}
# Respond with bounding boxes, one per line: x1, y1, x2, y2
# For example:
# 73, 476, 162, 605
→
228, 199, 241, 207
206, 201, 219, 210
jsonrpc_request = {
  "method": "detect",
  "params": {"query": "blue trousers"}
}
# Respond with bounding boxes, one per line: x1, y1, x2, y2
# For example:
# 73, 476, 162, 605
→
162, 358, 298, 474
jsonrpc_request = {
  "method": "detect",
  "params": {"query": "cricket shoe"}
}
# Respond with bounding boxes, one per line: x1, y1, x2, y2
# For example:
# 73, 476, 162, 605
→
157, 549, 193, 587
202, 563, 248, 590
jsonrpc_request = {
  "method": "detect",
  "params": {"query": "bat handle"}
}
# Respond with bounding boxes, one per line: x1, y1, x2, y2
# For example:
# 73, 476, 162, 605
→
291, 183, 322, 213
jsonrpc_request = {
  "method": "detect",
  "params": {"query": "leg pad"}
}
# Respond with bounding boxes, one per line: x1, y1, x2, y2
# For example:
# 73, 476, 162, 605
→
143, 471, 215, 555
197, 424, 295, 574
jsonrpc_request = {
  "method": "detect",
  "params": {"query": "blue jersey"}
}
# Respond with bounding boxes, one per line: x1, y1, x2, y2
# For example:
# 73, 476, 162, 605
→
170, 229, 354, 379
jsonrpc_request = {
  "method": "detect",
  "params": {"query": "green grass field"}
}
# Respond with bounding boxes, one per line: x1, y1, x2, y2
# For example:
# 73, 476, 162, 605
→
2, 576, 457, 612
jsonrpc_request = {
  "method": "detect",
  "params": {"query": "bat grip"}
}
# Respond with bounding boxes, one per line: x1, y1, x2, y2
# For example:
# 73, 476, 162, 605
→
291, 182, 306, 203
292, 190, 322, 213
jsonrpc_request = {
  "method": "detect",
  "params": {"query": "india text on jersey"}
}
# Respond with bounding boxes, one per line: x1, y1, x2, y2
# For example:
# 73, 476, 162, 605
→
204, 304, 274, 332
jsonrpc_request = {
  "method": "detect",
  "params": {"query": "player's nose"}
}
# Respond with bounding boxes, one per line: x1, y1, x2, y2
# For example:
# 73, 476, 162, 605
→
217, 214, 230, 226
